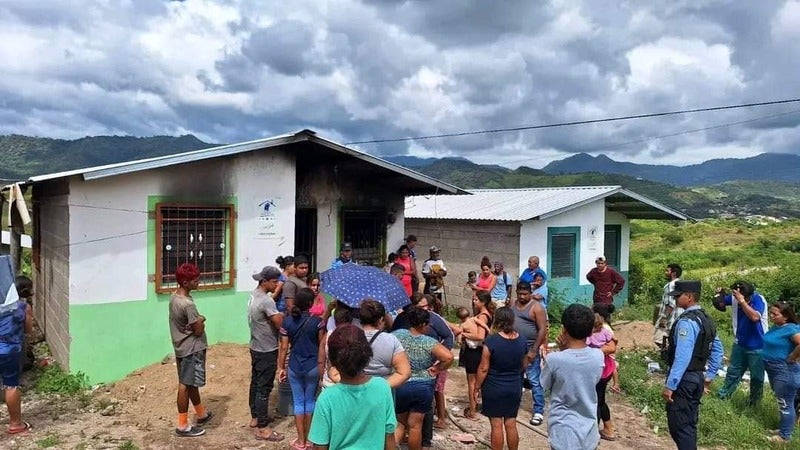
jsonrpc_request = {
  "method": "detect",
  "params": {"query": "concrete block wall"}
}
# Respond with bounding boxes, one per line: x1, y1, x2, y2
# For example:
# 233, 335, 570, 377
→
405, 219, 520, 309
33, 181, 71, 370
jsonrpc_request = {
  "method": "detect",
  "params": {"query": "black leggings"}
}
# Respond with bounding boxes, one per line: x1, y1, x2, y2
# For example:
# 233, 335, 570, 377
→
596, 374, 612, 423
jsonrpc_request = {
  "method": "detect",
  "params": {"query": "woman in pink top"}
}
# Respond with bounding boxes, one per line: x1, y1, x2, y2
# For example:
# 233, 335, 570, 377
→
308, 275, 326, 317
396, 245, 415, 295
473, 259, 497, 294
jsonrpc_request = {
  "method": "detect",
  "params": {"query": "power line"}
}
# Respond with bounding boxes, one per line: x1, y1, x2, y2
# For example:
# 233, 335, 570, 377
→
345, 97, 800, 145
486, 107, 800, 168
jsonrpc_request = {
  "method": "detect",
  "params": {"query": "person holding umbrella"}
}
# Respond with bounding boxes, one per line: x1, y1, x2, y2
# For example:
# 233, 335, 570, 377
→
319, 263, 412, 314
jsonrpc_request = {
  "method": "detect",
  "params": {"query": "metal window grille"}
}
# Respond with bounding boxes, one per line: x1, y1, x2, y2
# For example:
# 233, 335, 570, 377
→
550, 233, 576, 278
155, 204, 235, 293
342, 210, 385, 267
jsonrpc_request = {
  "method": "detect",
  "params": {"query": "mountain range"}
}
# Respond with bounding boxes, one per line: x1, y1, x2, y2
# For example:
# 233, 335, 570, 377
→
2, 134, 799, 218
538, 152, 800, 186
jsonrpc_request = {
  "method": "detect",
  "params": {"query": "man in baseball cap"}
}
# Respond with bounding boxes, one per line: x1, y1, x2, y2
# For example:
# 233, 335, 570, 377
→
662, 279, 723, 449
252, 266, 282, 282
248, 265, 285, 441
668, 280, 701, 297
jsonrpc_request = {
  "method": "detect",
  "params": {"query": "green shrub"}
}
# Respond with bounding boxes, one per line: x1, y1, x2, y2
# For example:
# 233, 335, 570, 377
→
662, 231, 684, 245
34, 364, 89, 395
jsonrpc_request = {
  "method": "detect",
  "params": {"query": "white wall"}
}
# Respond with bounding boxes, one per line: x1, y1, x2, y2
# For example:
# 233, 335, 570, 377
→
518, 201, 606, 280
68, 150, 296, 304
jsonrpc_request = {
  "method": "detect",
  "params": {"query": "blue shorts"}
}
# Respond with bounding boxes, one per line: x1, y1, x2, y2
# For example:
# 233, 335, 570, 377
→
0, 353, 22, 387
395, 380, 434, 414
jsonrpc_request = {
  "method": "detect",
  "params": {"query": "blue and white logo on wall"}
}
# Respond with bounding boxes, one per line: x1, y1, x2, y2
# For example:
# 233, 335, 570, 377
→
256, 198, 279, 239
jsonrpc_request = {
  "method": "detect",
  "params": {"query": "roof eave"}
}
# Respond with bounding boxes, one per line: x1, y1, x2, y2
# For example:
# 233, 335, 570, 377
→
306, 134, 465, 195
616, 188, 691, 221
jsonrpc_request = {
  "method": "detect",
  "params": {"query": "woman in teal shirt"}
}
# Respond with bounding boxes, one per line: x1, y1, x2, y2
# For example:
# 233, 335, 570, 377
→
762, 302, 800, 443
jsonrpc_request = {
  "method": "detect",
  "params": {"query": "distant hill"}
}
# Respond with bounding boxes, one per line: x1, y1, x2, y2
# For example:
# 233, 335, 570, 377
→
3, 134, 800, 218
542, 152, 800, 186
0, 134, 214, 180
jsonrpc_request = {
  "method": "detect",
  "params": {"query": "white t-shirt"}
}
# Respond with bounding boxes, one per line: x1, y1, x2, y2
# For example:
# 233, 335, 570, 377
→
422, 259, 447, 293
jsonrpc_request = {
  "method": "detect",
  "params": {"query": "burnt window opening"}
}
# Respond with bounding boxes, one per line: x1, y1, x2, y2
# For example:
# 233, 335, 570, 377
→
156, 204, 235, 293
341, 210, 386, 267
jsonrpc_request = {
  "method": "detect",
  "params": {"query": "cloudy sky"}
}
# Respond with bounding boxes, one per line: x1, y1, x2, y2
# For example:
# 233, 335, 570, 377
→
1, 1, 799, 168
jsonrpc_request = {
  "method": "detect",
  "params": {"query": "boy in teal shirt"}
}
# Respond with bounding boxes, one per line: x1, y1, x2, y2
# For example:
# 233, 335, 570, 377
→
309, 324, 396, 449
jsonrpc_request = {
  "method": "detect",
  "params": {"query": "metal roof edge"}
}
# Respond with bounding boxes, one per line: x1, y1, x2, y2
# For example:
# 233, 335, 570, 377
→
21, 129, 466, 195
82, 133, 303, 181
537, 186, 622, 220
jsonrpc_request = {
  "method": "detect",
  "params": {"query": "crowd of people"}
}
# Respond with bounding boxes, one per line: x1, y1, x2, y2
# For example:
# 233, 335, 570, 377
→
4, 238, 799, 450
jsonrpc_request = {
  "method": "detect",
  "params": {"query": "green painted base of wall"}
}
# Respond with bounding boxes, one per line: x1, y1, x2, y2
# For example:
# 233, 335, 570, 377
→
548, 271, 630, 309
69, 289, 250, 384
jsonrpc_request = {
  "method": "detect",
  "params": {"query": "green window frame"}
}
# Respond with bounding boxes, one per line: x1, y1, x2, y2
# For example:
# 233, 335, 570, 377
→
547, 226, 581, 279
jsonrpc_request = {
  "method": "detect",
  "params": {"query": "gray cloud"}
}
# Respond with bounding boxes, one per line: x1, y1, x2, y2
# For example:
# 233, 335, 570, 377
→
0, 0, 799, 167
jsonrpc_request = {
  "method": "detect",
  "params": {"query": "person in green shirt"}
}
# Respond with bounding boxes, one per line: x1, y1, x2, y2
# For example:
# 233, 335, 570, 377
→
309, 324, 397, 450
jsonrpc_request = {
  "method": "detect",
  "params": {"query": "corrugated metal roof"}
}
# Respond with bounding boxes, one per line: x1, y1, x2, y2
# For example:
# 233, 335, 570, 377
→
405, 186, 689, 221
24, 130, 465, 194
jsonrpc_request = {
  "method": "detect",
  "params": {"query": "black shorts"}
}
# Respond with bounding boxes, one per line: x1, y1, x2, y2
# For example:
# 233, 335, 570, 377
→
176, 350, 206, 387
462, 347, 483, 374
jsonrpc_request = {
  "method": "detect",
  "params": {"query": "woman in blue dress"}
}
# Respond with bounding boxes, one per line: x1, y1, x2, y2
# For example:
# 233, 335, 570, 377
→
475, 306, 528, 450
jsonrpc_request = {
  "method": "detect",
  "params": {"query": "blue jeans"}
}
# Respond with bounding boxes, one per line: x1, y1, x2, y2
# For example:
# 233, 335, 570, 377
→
288, 366, 319, 415
764, 359, 800, 440
717, 343, 764, 405
525, 354, 545, 415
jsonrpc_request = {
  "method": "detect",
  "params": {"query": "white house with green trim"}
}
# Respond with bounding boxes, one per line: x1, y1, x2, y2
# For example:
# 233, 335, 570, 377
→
404, 187, 688, 308
18, 130, 462, 383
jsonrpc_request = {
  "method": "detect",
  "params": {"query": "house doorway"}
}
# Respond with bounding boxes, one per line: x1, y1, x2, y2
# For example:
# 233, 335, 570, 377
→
295, 208, 317, 272
341, 210, 386, 267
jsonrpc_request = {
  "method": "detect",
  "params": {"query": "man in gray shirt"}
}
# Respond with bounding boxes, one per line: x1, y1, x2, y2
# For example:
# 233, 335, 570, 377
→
169, 263, 213, 437
541, 304, 604, 450
248, 266, 285, 442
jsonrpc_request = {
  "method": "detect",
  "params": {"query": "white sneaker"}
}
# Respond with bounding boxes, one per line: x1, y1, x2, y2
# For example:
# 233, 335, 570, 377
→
530, 413, 544, 426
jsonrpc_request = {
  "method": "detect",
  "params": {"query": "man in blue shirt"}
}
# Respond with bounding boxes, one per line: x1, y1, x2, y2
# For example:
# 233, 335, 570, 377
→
662, 280, 724, 450
330, 242, 357, 269
519, 255, 548, 284
712, 280, 768, 406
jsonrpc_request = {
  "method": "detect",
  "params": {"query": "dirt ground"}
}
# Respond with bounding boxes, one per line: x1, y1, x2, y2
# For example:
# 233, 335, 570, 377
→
0, 321, 676, 450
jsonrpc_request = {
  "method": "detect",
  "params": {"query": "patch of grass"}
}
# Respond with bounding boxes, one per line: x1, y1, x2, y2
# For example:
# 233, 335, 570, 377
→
36, 434, 60, 448
118, 440, 139, 450
34, 364, 89, 395
618, 349, 792, 449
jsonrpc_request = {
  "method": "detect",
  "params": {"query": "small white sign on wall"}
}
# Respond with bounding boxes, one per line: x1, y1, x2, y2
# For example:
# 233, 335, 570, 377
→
587, 225, 598, 251
256, 198, 280, 239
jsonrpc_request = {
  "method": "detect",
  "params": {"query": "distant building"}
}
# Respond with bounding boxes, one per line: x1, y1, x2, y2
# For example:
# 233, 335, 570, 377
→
405, 187, 688, 308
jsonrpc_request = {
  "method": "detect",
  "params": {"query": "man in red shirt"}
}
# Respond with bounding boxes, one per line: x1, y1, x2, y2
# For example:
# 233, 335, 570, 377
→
586, 256, 625, 306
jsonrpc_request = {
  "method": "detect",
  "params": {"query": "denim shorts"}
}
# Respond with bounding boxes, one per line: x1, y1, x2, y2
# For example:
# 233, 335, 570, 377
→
0, 353, 22, 387
176, 350, 206, 387
395, 380, 434, 414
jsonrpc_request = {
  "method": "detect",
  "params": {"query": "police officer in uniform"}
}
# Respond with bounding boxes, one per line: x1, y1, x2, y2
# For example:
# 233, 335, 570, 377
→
662, 280, 724, 450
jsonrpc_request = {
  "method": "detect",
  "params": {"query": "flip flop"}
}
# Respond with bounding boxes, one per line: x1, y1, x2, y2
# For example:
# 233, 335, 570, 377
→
451, 433, 477, 444
255, 430, 284, 442
599, 430, 618, 441
7, 421, 31, 435
433, 422, 448, 429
